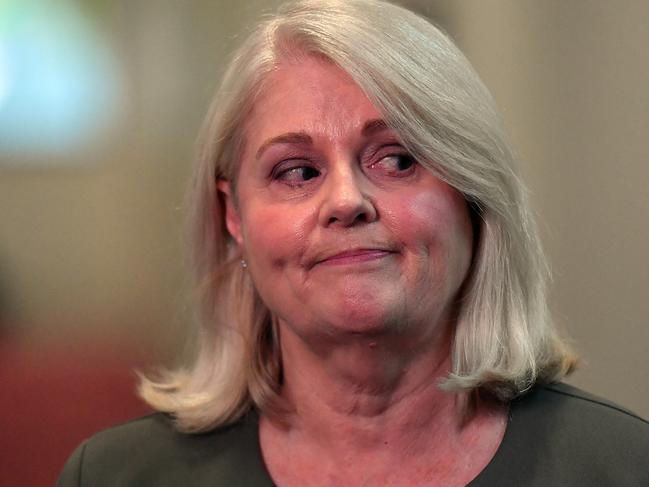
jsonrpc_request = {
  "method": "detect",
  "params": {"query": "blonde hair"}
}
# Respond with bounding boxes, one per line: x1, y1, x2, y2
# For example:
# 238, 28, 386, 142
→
140, 0, 577, 432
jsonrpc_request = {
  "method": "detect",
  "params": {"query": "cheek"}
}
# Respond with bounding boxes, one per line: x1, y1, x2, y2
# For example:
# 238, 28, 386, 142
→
428, 189, 473, 252
387, 187, 473, 277
239, 202, 309, 269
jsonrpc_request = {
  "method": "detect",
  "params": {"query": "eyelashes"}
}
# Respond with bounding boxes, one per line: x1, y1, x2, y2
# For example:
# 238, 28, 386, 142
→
369, 153, 416, 175
272, 164, 321, 184
270, 147, 418, 187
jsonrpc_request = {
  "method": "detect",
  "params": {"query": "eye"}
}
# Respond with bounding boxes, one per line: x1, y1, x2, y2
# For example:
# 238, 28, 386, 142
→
272, 163, 321, 185
370, 152, 417, 176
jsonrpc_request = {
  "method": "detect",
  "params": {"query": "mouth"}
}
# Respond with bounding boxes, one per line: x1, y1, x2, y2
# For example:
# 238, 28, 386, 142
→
314, 248, 396, 267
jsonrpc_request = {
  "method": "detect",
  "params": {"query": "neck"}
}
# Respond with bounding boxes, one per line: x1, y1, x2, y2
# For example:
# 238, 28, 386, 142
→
259, 323, 507, 486
273, 321, 469, 451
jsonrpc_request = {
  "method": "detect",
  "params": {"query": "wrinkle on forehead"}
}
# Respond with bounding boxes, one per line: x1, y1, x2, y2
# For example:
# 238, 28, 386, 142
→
247, 56, 381, 147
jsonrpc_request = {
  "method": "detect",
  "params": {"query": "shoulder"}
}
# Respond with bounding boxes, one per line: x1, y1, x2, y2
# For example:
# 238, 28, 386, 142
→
57, 412, 273, 487
516, 381, 648, 437
475, 382, 648, 486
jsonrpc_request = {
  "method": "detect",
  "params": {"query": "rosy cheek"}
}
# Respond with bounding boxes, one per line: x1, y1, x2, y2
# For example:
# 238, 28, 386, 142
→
389, 185, 472, 255
242, 203, 308, 267
418, 188, 474, 275
396, 190, 451, 236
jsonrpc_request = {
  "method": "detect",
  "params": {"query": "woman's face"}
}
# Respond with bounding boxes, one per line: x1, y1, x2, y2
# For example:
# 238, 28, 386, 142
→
221, 57, 473, 347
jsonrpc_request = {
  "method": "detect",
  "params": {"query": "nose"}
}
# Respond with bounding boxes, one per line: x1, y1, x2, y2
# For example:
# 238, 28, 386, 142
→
318, 164, 377, 227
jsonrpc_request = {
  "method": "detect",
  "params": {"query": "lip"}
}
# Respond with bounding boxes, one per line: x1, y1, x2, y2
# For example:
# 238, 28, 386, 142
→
315, 248, 395, 266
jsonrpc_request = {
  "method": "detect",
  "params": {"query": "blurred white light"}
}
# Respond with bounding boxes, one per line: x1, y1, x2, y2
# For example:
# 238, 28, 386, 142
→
0, 0, 124, 163
0, 42, 9, 109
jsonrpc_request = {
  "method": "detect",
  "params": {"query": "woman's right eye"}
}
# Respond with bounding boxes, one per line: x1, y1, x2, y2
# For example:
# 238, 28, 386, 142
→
273, 164, 321, 185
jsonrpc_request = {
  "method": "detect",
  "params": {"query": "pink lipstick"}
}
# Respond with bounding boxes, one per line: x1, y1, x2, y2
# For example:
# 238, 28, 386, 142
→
319, 249, 392, 266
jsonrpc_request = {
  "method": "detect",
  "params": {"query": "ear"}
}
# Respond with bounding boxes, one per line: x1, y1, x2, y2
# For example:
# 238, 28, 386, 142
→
217, 180, 244, 247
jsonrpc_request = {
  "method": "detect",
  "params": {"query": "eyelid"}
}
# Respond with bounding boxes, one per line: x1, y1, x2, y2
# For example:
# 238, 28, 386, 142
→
269, 154, 314, 175
365, 143, 411, 165
270, 159, 322, 185
365, 149, 417, 178
365, 141, 406, 157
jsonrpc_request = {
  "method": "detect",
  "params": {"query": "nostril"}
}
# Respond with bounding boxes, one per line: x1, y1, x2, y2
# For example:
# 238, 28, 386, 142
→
319, 174, 378, 227
327, 207, 373, 227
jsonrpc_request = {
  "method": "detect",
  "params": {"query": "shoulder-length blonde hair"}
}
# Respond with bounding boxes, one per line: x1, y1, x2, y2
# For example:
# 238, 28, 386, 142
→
140, 0, 577, 433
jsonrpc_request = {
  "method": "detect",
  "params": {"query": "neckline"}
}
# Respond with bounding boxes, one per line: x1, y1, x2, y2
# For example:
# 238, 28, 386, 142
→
248, 391, 529, 487
465, 393, 522, 485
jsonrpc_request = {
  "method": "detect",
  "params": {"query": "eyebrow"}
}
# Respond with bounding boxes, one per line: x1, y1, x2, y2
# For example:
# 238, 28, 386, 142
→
361, 118, 389, 136
256, 132, 313, 159
254, 118, 390, 160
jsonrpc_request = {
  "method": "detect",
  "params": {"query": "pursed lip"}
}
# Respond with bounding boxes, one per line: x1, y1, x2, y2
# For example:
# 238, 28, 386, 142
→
310, 247, 397, 267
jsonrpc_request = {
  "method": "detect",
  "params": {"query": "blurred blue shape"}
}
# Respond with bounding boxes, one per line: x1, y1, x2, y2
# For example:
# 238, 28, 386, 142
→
0, 0, 123, 161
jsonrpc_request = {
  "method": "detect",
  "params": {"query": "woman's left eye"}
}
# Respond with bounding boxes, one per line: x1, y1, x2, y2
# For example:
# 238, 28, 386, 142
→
370, 153, 417, 176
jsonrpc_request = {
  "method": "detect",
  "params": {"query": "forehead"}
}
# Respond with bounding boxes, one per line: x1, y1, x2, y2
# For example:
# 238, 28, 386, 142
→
244, 57, 383, 142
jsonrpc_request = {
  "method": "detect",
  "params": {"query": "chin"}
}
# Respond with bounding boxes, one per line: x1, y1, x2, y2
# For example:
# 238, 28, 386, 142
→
314, 292, 405, 337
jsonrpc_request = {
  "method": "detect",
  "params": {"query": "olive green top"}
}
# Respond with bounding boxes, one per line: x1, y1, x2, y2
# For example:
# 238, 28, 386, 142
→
57, 383, 649, 486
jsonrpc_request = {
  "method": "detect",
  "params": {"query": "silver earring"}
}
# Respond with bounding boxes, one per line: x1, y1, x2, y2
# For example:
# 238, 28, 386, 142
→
240, 259, 248, 269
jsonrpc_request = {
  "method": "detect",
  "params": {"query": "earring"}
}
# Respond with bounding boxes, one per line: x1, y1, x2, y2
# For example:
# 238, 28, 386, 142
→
240, 259, 248, 269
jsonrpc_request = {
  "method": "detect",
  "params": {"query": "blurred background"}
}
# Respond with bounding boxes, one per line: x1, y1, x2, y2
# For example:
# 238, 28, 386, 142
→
1, 1, 647, 485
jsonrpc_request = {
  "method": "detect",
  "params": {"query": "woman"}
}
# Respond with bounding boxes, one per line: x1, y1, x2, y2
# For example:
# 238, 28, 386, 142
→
59, 1, 648, 485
